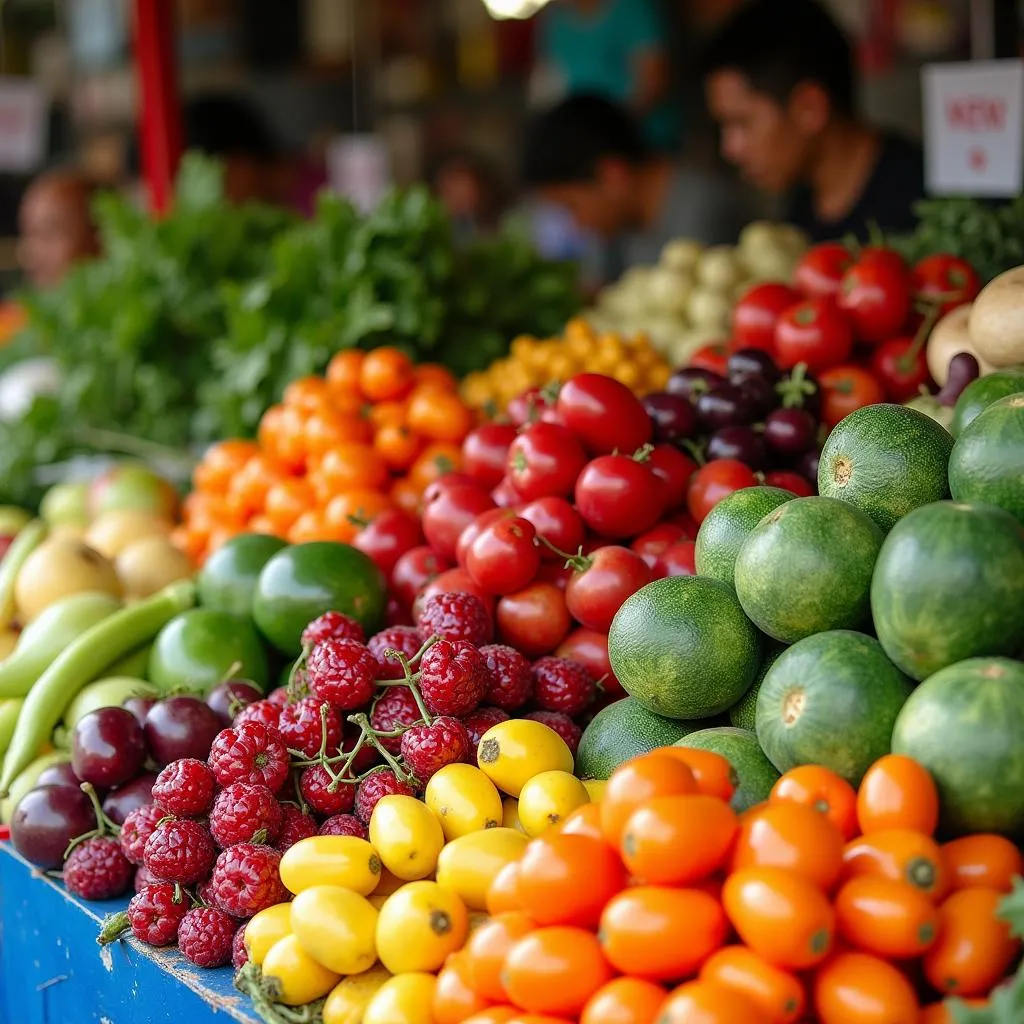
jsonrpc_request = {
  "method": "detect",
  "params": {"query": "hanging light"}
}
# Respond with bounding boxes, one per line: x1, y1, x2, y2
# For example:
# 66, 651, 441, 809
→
481, 0, 553, 20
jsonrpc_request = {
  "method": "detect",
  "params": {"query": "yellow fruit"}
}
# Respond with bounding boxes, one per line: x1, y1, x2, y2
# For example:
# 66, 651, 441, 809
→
582, 779, 608, 802
434, 827, 529, 911
547, 353, 575, 381
375, 880, 468, 974
364, 973, 437, 1024
646, 364, 672, 390
501, 796, 524, 832
278, 836, 381, 896
476, 719, 574, 797
243, 903, 292, 966
610, 362, 641, 389
368, 794, 445, 881
510, 336, 537, 361
261, 934, 340, 1006
424, 763, 503, 841
517, 769, 590, 837
322, 967, 393, 1024
289, 885, 379, 975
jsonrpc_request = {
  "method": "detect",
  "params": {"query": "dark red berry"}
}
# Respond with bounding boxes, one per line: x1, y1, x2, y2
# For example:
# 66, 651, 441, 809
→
461, 707, 510, 754
299, 764, 356, 817
127, 883, 190, 946
274, 805, 318, 853
64, 836, 133, 900
480, 644, 533, 711
353, 769, 415, 823
267, 688, 291, 707
277, 697, 342, 759
418, 640, 489, 717
302, 611, 365, 648
134, 864, 162, 893
367, 626, 424, 680
151, 758, 216, 817
369, 687, 424, 754
209, 783, 284, 849
400, 717, 471, 782
524, 710, 582, 756
319, 814, 369, 839
232, 924, 249, 968
417, 592, 493, 647
143, 819, 216, 886
307, 639, 377, 710
531, 657, 595, 716
178, 906, 236, 968
121, 804, 167, 866
208, 843, 288, 918
234, 699, 282, 730
207, 721, 290, 793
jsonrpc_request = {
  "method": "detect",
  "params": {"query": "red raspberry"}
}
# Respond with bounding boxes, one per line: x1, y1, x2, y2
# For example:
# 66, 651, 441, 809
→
64, 837, 133, 900
300, 764, 356, 817
143, 819, 216, 885
302, 611, 365, 648
419, 640, 489, 717
121, 804, 167, 866
209, 783, 283, 848
134, 864, 162, 893
417, 592, 493, 646
208, 843, 288, 918
400, 717, 471, 782
368, 626, 424, 680
525, 710, 582, 755
277, 697, 342, 759
461, 707, 510, 753
275, 805, 318, 852
208, 722, 289, 793
177, 907, 236, 968
267, 687, 291, 707
370, 687, 424, 753
127, 884, 189, 946
232, 924, 249, 968
319, 814, 369, 839
151, 759, 216, 817
307, 639, 377, 709
234, 700, 282, 730
480, 644, 533, 711
354, 769, 415, 823
531, 657, 596, 716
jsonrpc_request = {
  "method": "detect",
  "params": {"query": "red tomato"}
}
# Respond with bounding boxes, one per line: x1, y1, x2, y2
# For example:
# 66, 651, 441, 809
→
631, 523, 689, 571
556, 374, 653, 455
537, 559, 572, 591
556, 628, 621, 697
421, 482, 497, 562
912, 253, 981, 317
869, 337, 931, 403
417, 567, 495, 613
391, 545, 451, 607
466, 516, 541, 595
462, 423, 518, 489
506, 387, 559, 428
518, 497, 586, 561
352, 509, 423, 577
456, 508, 515, 568
670, 511, 699, 538
795, 243, 853, 298
565, 546, 653, 634
690, 343, 730, 375
818, 365, 887, 429
860, 246, 912, 274
732, 283, 801, 353
838, 257, 912, 344
496, 581, 571, 656
423, 472, 478, 505
687, 460, 758, 524
508, 422, 588, 502
647, 444, 699, 511
575, 455, 666, 539
774, 299, 854, 372
491, 476, 520, 508
763, 471, 814, 497
658, 540, 697, 577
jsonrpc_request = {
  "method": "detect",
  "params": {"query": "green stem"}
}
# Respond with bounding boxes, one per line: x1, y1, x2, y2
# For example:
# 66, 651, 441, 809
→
347, 712, 414, 783
97, 910, 130, 946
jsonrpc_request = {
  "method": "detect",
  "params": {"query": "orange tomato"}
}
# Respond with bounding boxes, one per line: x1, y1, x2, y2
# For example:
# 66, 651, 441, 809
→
658, 980, 763, 1024
259, 404, 308, 473
170, 526, 206, 563
369, 400, 409, 429
360, 346, 415, 402
322, 489, 393, 539
923, 887, 1020, 998
225, 453, 286, 518
770, 765, 859, 841
325, 349, 364, 398
462, 1010, 517, 1024
842, 830, 948, 902
283, 375, 333, 412
486, 861, 523, 916
407, 386, 474, 443
311, 444, 389, 500
598, 885, 727, 981
465, 912, 535, 1003
410, 442, 464, 489
390, 477, 423, 517
415, 363, 459, 392
699, 946, 805, 1024
559, 803, 604, 840
620, 794, 737, 886
856, 754, 940, 836
580, 978, 666, 1024
813, 952, 919, 1024
434, 951, 494, 1024
599, 754, 698, 846
304, 410, 374, 461
731, 801, 844, 892
193, 439, 259, 494
833, 876, 939, 960
721, 868, 835, 970
248, 513, 277, 536
652, 747, 737, 803
264, 477, 316, 534
288, 509, 339, 544
502, 927, 612, 1017
918, 1000, 988, 1024
942, 834, 1024, 894
375, 423, 422, 470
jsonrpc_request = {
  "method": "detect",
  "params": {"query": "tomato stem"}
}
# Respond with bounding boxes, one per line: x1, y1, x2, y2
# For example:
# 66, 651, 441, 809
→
776, 362, 818, 410
896, 301, 942, 373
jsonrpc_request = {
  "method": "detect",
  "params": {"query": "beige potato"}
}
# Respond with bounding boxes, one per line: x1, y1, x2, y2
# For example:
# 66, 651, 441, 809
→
967, 266, 1024, 366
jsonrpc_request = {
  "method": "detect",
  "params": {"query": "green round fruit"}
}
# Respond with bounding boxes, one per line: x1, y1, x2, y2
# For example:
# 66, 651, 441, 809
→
951, 368, 1024, 437
729, 641, 787, 731
818, 403, 954, 532
253, 542, 386, 656
695, 486, 796, 589
755, 630, 912, 786
948, 393, 1024, 525
575, 697, 697, 780
734, 496, 883, 644
197, 533, 288, 618
675, 727, 780, 812
149, 608, 269, 694
608, 576, 761, 721
870, 501, 1024, 680
891, 657, 1024, 836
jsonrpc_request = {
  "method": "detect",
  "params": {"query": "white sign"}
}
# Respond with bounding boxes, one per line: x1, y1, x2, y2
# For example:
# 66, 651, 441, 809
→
0, 78, 47, 173
923, 60, 1024, 197
326, 135, 391, 214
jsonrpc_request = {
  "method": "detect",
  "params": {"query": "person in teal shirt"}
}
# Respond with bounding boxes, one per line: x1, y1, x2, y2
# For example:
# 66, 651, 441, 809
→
538, 0, 680, 152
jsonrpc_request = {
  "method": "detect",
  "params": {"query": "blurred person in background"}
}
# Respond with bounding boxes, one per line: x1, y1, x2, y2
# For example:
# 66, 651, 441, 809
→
428, 151, 505, 241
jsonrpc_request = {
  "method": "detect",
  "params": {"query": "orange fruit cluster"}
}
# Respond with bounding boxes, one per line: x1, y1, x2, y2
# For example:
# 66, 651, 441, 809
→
177, 348, 477, 562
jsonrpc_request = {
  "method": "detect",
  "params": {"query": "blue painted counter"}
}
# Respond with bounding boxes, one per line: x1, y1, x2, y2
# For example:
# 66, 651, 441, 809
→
0, 843, 262, 1024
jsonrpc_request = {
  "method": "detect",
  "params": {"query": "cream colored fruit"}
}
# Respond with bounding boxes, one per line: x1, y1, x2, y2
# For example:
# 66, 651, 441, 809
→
926, 303, 994, 386
14, 536, 122, 623
0, 627, 18, 660
115, 535, 193, 599
968, 266, 1024, 366
85, 509, 173, 560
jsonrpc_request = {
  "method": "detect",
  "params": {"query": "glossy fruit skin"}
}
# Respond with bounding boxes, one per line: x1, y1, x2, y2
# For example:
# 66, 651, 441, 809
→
71, 707, 147, 788
322, 967, 393, 1024
466, 516, 541, 595
912, 253, 980, 317
687, 460, 758, 524
462, 424, 518, 489
575, 455, 666, 539
434, 953, 493, 1024
353, 510, 424, 578
262, 933, 341, 1006
774, 299, 854, 372
770, 765, 859, 841
657, 747, 736, 803
648, 445, 699, 512
290, 885, 378, 975
658, 540, 698, 577
942, 833, 1024, 893
144, 696, 223, 767
838, 257, 912, 345
556, 374, 653, 455
10, 784, 96, 869
834, 874, 939, 960
364, 973, 437, 1024
819, 365, 887, 430
658, 979, 761, 1024
556, 629, 619, 697
243, 904, 293, 966
517, 770, 590, 837
391, 546, 450, 607
795, 243, 853, 298
813, 951, 919, 1024
424, 763, 503, 841
485, 860, 524, 916
465, 911, 535, 1001
508, 423, 588, 502
368, 795, 445, 881
435, 828, 529, 911
518, 497, 585, 562
477, 719, 574, 798
565, 546, 653, 635
732, 283, 800, 352
869, 337, 931, 403
580, 977, 667, 1024
842, 829, 947, 902
856, 754, 939, 836
699, 945, 806, 1024
495, 583, 570, 657
599, 754, 698, 845
375, 880, 469, 975
278, 835, 381, 896
422, 483, 498, 563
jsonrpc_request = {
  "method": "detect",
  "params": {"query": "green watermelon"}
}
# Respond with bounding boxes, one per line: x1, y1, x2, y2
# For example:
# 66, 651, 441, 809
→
675, 727, 780, 812
817, 404, 954, 532
870, 501, 1024, 680
575, 697, 698, 780
951, 368, 1024, 437
948, 393, 1024, 525
891, 657, 1024, 836
695, 486, 796, 589
755, 630, 912, 786
734, 496, 883, 644
197, 534, 288, 618
729, 641, 787, 731
608, 576, 761, 720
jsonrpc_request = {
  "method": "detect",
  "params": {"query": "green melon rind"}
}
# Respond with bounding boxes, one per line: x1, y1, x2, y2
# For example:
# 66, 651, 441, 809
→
575, 697, 698, 780
197, 533, 288, 618
870, 500, 1024, 681
948, 393, 1024, 525
891, 657, 1024, 837
817, 403, 954, 533
729, 641, 787, 731
675, 727, 780, 812
694, 486, 796, 589
755, 630, 912, 786
734, 496, 883, 644
951, 369, 1024, 438
608, 576, 762, 721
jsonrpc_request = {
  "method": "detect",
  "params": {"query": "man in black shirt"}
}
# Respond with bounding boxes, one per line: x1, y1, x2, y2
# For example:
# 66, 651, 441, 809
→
700, 0, 925, 243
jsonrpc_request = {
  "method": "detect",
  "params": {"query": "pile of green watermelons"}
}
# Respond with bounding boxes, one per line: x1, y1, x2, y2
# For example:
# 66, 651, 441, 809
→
582, 382, 1024, 841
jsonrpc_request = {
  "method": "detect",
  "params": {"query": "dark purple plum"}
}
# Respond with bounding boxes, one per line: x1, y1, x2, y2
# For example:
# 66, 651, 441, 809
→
71, 708, 146, 789
123, 696, 157, 728
764, 408, 817, 457
727, 348, 780, 384
11, 785, 96, 869
936, 352, 980, 406
206, 680, 263, 727
706, 426, 767, 469
144, 696, 222, 767
695, 384, 758, 431
798, 448, 821, 482
36, 762, 82, 790
102, 772, 157, 825
666, 367, 725, 402
737, 376, 778, 418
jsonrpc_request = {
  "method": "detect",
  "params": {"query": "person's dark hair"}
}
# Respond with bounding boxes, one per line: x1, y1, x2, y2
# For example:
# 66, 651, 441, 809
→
522, 94, 648, 187
699, 0, 857, 118
183, 93, 281, 162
